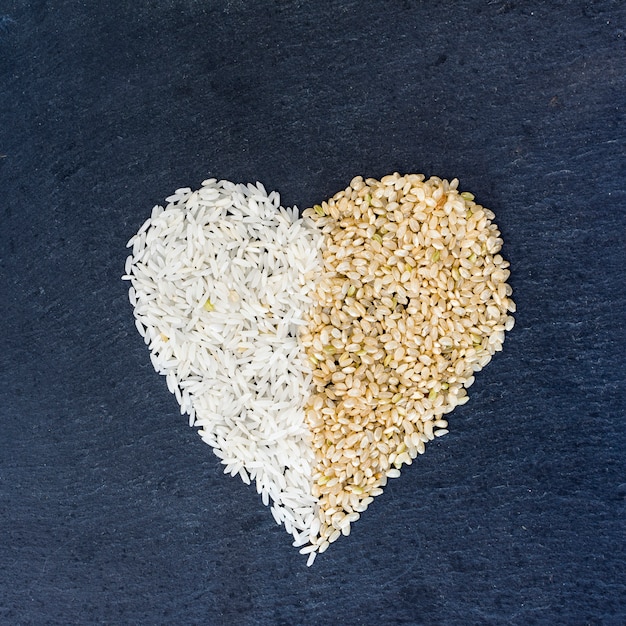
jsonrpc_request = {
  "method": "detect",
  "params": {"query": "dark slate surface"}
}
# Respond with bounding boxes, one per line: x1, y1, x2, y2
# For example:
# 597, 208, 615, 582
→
1, 1, 625, 624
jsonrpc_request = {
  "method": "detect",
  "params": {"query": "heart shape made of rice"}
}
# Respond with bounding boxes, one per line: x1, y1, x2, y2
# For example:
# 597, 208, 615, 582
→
123, 174, 515, 565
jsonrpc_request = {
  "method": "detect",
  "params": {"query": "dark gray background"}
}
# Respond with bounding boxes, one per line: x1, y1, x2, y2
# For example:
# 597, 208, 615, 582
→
1, 1, 625, 624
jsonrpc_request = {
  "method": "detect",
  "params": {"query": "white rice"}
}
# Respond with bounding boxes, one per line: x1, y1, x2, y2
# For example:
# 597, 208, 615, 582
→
122, 179, 324, 549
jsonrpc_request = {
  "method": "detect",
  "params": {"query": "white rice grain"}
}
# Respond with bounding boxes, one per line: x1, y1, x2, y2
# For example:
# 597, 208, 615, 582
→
123, 178, 324, 554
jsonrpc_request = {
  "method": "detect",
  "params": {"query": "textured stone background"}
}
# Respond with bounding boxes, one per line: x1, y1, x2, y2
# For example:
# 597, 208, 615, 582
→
1, 1, 624, 624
